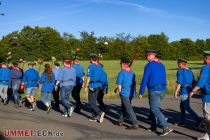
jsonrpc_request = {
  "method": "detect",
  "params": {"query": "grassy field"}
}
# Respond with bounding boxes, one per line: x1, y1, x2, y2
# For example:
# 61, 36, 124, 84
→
18, 60, 203, 99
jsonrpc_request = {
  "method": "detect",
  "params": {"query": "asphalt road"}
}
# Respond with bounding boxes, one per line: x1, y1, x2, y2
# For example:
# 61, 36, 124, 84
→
0, 95, 205, 140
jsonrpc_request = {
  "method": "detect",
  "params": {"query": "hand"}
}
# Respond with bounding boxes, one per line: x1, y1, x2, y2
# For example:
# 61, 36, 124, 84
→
174, 93, 178, 99
137, 94, 143, 99
82, 83, 85, 88
55, 85, 58, 91
114, 88, 118, 93
104, 90, 108, 94
189, 91, 195, 98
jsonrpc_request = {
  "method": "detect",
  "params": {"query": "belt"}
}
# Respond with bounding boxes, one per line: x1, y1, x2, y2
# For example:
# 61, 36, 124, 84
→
90, 80, 102, 84
27, 80, 38, 83
0, 80, 9, 82
205, 92, 210, 95
62, 79, 73, 83
149, 84, 166, 89
181, 84, 192, 87
42, 80, 53, 83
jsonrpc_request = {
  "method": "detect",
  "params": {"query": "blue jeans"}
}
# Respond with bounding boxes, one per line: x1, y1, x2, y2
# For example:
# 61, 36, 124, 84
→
60, 86, 74, 115
180, 94, 200, 123
41, 92, 52, 107
119, 96, 138, 125
149, 90, 168, 129
12, 82, 21, 104
26, 87, 37, 97
88, 87, 102, 118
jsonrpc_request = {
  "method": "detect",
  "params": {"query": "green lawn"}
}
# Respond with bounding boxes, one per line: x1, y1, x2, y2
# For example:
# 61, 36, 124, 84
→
19, 60, 203, 99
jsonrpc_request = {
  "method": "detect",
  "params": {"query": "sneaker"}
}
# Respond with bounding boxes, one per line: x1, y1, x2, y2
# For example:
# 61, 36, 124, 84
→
62, 114, 68, 117
46, 106, 51, 114
99, 112, 105, 123
115, 121, 123, 126
197, 133, 209, 140
3, 99, 7, 105
159, 127, 173, 136
32, 102, 36, 111
126, 125, 140, 130
68, 106, 74, 117
28, 107, 33, 111
88, 118, 97, 122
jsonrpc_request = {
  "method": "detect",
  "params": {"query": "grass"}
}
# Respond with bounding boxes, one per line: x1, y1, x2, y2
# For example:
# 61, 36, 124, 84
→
19, 60, 203, 100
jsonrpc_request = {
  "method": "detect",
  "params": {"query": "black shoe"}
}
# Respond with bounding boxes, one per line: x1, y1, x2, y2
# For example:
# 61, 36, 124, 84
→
159, 128, 173, 136
147, 127, 157, 132
114, 121, 123, 126
196, 119, 203, 129
175, 122, 185, 127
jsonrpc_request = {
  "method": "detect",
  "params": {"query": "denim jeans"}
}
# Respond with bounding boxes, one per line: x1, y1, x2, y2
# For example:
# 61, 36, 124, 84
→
0, 85, 8, 100
26, 87, 37, 97
41, 92, 52, 107
180, 94, 200, 123
149, 90, 168, 129
119, 95, 138, 125
88, 87, 102, 118
12, 81, 21, 104
97, 89, 107, 111
60, 85, 74, 115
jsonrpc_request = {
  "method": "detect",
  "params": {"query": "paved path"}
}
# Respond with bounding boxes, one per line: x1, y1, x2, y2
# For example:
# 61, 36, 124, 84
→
0, 95, 205, 140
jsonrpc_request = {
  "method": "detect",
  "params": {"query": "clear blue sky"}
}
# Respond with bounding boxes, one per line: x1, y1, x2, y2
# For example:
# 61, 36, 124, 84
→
0, 0, 210, 41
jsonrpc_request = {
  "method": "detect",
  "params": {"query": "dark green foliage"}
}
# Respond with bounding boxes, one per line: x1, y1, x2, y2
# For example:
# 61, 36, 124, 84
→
0, 26, 209, 61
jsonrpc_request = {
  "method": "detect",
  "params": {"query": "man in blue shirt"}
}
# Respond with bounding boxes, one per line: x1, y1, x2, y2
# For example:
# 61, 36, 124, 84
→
174, 58, 202, 127
97, 63, 109, 112
10, 61, 23, 107
0, 62, 11, 105
55, 58, 76, 117
52, 61, 61, 109
116, 56, 139, 130
190, 51, 210, 140
21, 61, 40, 111
72, 56, 85, 111
85, 54, 105, 123
139, 49, 173, 136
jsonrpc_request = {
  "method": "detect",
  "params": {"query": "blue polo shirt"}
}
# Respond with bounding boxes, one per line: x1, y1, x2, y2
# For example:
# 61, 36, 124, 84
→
22, 68, 40, 88
176, 68, 194, 95
101, 70, 108, 91
53, 68, 61, 81
87, 63, 103, 88
139, 61, 167, 95
196, 64, 210, 103
117, 69, 136, 98
0, 67, 11, 85
57, 67, 76, 87
10, 68, 23, 86
40, 72, 55, 93
72, 64, 85, 84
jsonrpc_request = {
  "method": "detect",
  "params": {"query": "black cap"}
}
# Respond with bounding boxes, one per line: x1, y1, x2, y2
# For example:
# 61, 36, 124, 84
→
90, 53, 98, 59
145, 49, 157, 54
178, 57, 187, 63
12, 61, 19, 66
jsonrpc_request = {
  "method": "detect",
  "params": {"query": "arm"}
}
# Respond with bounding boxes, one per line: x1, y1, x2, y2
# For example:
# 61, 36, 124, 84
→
174, 84, 181, 98
139, 64, 151, 95
174, 70, 183, 98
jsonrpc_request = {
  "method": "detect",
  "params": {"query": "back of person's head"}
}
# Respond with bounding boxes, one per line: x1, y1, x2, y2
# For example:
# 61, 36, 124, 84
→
44, 63, 52, 80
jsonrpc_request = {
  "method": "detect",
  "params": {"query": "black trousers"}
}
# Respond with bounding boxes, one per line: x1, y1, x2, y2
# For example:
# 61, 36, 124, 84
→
52, 83, 60, 108
72, 83, 82, 109
97, 89, 107, 111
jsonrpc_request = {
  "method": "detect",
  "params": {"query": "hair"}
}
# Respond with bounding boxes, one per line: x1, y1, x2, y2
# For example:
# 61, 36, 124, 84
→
44, 63, 52, 80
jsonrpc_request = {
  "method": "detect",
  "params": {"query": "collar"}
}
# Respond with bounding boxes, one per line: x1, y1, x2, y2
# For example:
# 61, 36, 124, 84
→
92, 61, 99, 66
65, 65, 71, 69
180, 65, 189, 70
122, 65, 131, 72
150, 58, 161, 63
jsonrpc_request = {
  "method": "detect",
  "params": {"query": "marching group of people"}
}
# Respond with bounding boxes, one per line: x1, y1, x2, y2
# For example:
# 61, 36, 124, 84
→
1, 49, 210, 139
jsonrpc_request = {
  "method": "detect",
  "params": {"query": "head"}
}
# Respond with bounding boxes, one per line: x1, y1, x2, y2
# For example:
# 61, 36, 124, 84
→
90, 54, 98, 63
203, 51, 210, 64
44, 63, 52, 80
54, 61, 60, 68
12, 61, 19, 68
145, 49, 157, 61
63, 59, 71, 67
73, 57, 80, 64
177, 58, 187, 68
28, 61, 34, 68
120, 56, 130, 68
1, 62, 7, 68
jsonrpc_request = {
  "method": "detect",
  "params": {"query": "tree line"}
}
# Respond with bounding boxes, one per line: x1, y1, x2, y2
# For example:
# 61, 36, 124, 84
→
0, 26, 210, 62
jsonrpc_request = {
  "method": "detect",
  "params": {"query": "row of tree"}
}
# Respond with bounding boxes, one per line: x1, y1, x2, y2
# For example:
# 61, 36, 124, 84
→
0, 26, 210, 62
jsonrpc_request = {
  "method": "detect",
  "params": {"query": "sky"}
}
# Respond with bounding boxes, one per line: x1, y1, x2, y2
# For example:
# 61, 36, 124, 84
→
0, 0, 210, 41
